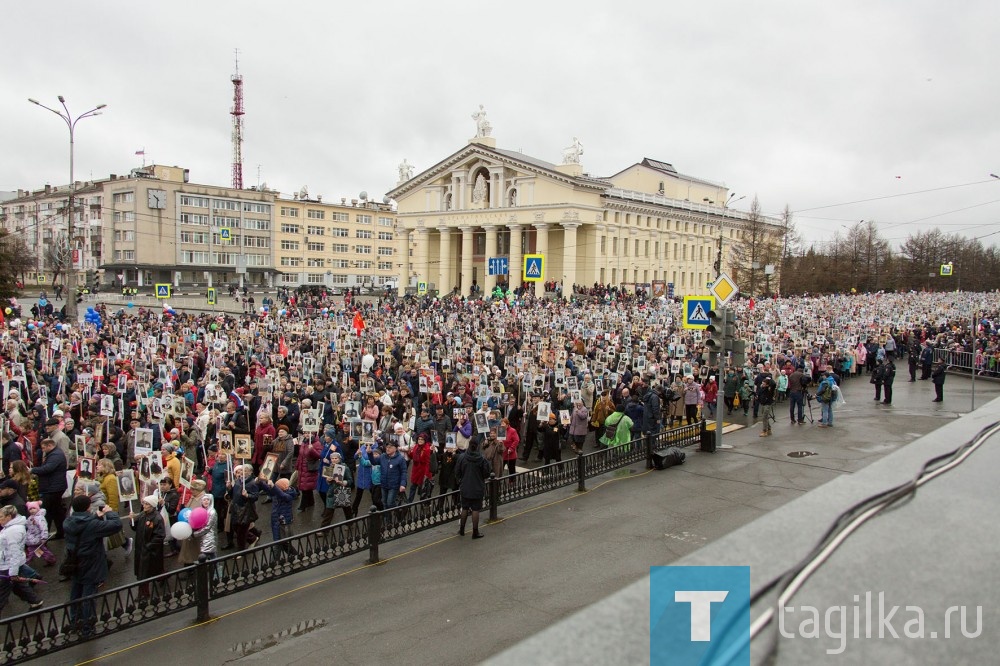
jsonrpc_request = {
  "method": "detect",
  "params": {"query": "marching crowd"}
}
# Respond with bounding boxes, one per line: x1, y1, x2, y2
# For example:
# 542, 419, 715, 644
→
0, 287, 996, 629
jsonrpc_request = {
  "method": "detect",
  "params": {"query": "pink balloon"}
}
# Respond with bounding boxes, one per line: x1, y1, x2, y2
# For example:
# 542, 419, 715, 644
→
188, 507, 209, 531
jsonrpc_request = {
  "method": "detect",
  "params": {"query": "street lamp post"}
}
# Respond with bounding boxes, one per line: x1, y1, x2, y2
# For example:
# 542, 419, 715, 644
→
28, 96, 106, 321
713, 194, 744, 279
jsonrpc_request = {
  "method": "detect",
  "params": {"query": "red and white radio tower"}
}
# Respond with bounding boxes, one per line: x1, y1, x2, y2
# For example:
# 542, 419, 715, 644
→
231, 50, 245, 190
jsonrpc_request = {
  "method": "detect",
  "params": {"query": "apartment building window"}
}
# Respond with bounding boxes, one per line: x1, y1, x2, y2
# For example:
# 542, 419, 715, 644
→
357, 214, 372, 225
280, 206, 299, 217
355, 245, 372, 255
213, 233, 241, 245
181, 251, 211, 264
243, 202, 270, 214
280, 240, 300, 251
113, 250, 135, 261
377, 246, 394, 256
307, 242, 324, 252
307, 274, 325, 284
331, 227, 348, 237
243, 218, 271, 231
330, 274, 348, 285
355, 229, 373, 239
181, 213, 209, 226
378, 216, 393, 227
307, 258, 325, 268
307, 210, 325, 220
378, 261, 393, 270
180, 196, 208, 208
355, 260, 373, 269
280, 257, 302, 267
213, 200, 239, 211
281, 223, 300, 234
378, 231, 394, 240
330, 259, 349, 269
246, 254, 270, 267
112, 192, 135, 204
280, 274, 298, 284
307, 225, 325, 235
213, 216, 240, 228
331, 243, 348, 253
244, 236, 270, 248
331, 212, 349, 222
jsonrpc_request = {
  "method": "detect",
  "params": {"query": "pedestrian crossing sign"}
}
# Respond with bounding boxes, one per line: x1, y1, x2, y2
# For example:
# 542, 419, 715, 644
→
417, 281, 427, 295
155, 284, 171, 299
220, 228, 232, 241
523, 254, 544, 282
683, 295, 715, 330
207, 287, 216, 305
939, 263, 953, 276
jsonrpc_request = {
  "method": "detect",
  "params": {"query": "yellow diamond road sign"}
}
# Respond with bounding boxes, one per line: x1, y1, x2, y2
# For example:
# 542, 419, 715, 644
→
710, 273, 738, 306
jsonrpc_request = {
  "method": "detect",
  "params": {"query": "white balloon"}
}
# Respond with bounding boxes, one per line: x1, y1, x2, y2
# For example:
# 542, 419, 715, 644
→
361, 354, 375, 373
170, 521, 193, 540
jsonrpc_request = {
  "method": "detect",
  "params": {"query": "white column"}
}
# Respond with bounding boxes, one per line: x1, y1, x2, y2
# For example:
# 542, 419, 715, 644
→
533, 223, 549, 297
414, 227, 429, 289
562, 222, 580, 297
484, 224, 498, 293
508, 223, 522, 290
399, 229, 410, 295
461, 225, 474, 295
437, 227, 451, 294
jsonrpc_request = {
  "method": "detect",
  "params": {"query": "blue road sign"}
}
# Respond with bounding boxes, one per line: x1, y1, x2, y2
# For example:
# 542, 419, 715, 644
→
683, 296, 715, 330
155, 284, 171, 299
488, 257, 509, 276
523, 254, 544, 281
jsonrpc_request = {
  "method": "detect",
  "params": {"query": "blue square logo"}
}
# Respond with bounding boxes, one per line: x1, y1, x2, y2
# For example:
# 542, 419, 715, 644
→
650, 566, 750, 665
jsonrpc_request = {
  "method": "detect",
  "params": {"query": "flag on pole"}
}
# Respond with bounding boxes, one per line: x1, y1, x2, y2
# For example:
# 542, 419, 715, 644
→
135, 150, 145, 156
352, 311, 366, 336
278, 337, 289, 358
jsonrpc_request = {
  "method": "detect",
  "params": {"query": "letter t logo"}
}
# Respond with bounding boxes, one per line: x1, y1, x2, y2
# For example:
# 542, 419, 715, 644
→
675, 591, 729, 641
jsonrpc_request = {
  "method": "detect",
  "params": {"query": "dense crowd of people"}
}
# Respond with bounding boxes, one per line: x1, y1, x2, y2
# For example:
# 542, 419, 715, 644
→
0, 286, 997, 627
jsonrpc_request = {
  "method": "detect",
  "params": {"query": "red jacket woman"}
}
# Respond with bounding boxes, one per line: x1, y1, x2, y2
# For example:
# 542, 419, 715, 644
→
406, 435, 434, 502
294, 434, 322, 491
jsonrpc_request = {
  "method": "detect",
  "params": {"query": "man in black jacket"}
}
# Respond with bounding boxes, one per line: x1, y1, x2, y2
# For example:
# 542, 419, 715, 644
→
455, 439, 491, 539
30, 439, 68, 539
64, 494, 123, 636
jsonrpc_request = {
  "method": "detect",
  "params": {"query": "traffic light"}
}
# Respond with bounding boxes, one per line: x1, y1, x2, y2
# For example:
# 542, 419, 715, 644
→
724, 309, 745, 366
731, 339, 747, 368
705, 309, 726, 354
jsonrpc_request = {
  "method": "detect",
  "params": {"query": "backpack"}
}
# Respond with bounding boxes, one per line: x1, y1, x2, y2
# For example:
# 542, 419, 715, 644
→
817, 380, 833, 403
603, 412, 622, 441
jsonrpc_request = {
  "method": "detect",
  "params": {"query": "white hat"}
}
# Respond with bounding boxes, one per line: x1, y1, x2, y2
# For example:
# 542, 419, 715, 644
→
142, 495, 158, 507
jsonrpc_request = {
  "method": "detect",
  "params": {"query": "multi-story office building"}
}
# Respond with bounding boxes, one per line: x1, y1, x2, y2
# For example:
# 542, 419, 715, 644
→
272, 190, 397, 290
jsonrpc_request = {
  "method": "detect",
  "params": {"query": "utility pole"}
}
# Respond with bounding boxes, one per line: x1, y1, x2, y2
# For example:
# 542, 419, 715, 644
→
28, 96, 106, 322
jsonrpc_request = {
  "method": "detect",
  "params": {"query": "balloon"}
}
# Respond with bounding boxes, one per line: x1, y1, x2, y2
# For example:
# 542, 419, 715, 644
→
279, 309, 286, 316
188, 507, 209, 531
3, 308, 9, 315
178, 508, 192, 523
127, 302, 134, 308
27, 324, 35, 331
170, 521, 193, 540
210, 323, 218, 331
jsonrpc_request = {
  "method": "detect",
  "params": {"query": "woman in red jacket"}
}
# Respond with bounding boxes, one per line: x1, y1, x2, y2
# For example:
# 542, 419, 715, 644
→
501, 417, 520, 477
252, 414, 277, 477
702, 377, 719, 419
295, 433, 322, 511
406, 433, 434, 503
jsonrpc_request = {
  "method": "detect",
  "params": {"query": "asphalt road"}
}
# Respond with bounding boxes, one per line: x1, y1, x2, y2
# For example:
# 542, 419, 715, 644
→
38, 372, 997, 666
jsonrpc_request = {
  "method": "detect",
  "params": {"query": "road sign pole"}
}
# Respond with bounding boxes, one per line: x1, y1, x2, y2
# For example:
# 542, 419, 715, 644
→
715, 307, 726, 450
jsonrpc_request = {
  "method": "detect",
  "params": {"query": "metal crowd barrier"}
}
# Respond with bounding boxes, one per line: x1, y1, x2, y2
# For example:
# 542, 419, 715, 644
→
0, 421, 704, 664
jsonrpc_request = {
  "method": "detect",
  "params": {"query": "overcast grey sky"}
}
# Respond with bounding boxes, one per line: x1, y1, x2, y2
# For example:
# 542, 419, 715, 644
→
3, 1, 999, 250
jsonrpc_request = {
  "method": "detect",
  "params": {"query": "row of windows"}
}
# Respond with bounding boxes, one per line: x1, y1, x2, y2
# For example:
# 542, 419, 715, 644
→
112, 211, 135, 223
112, 192, 135, 204
179, 251, 269, 266
113, 231, 135, 242
356, 230, 372, 239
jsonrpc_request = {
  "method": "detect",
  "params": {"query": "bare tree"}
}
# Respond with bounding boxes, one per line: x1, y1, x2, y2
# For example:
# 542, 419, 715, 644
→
778, 204, 801, 295
42, 230, 71, 286
732, 195, 781, 295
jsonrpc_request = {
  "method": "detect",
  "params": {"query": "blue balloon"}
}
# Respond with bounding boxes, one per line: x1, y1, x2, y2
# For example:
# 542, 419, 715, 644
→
178, 508, 192, 523
27, 324, 35, 331
127, 302, 134, 308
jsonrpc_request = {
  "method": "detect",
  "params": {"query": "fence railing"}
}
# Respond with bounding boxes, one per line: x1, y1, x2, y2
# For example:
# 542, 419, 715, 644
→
933, 348, 1000, 379
0, 420, 704, 664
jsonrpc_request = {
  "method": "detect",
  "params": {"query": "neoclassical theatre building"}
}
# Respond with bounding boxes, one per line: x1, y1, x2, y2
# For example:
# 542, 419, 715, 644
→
387, 109, 779, 297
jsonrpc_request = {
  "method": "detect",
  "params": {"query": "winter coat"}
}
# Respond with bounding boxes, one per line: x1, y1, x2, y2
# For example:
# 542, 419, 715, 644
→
354, 444, 377, 490
162, 452, 181, 488
482, 438, 504, 478
568, 405, 590, 437
99, 472, 120, 513
132, 508, 165, 579
455, 450, 490, 500
252, 422, 277, 467
30, 446, 68, 495
294, 435, 323, 491
502, 426, 520, 461
379, 451, 408, 490
264, 483, 297, 525
271, 434, 296, 474
210, 461, 229, 500
25, 510, 49, 547
409, 442, 434, 486
63, 509, 122, 585
641, 391, 661, 432
600, 411, 634, 448
0, 514, 29, 576
192, 505, 218, 555
540, 422, 562, 459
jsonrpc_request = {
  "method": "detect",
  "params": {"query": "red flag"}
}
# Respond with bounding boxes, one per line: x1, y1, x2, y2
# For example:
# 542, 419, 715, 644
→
352, 311, 366, 336
279, 337, 289, 358
749, 297, 756, 310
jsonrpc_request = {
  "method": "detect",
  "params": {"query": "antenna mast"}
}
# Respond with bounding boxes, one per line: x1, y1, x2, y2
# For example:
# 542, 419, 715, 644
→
231, 49, 245, 190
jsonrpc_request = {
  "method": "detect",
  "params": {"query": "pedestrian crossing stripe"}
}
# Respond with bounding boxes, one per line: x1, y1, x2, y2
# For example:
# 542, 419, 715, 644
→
683, 295, 715, 330
523, 254, 544, 282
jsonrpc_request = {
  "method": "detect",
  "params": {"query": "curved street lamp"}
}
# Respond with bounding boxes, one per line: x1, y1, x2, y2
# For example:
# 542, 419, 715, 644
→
28, 96, 107, 321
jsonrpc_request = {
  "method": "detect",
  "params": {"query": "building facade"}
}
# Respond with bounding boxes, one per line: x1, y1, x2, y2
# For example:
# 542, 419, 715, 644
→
272, 190, 397, 290
0, 180, 107, 287
388, 130, 782, 297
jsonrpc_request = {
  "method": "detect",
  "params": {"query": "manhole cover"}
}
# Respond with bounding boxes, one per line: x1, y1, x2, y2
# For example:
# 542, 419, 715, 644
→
787, 451, 817, 458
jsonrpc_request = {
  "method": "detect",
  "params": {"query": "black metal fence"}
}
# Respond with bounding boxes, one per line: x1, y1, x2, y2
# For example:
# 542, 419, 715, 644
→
0, 420, 704, 664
